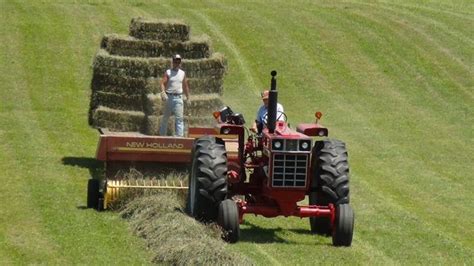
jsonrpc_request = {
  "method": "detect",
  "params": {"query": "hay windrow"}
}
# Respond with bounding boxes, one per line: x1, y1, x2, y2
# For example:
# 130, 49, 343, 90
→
103, 34, 212, 59
129, 17, 190, 42
120, 193, 254, 265
91, 106, 145, 131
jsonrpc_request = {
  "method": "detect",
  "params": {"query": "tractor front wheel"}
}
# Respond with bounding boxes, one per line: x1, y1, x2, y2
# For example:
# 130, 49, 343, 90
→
87, 179, 100, 209
186, 136, 228, 222
332, 204, 354, 246
217, 199, 240, 243
310, 139, 350, 235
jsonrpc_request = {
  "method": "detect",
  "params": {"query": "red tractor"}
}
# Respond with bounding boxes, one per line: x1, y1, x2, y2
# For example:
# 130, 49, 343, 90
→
187, 71, 354, 246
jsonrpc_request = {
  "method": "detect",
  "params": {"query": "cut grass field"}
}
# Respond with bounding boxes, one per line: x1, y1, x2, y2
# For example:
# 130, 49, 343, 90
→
0, 0, 472, 264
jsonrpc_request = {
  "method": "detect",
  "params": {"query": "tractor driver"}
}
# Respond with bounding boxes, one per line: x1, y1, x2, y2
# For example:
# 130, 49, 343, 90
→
250, 90, 285, 133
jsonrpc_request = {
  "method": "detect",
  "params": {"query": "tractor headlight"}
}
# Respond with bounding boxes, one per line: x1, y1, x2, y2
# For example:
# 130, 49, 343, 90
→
299, 140, 311, 151
272, 140, 283, 150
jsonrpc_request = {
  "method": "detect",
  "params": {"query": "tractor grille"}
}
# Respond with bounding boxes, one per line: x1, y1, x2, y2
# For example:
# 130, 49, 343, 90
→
272, 154, 308, 187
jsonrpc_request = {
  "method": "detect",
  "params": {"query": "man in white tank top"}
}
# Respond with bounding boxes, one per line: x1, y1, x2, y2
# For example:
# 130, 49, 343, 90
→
159, 54, 190, 137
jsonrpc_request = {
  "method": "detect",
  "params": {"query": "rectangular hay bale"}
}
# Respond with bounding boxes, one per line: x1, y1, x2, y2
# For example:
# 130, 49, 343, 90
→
102, 34, 212, 59
187, 77, 224, 95
91, 91, 144, 111
144, 115, 216, 136
144, 93, 164, 116
186, 115, 216, 128
144, 115, 174, 136
91, 106, 145, 132
102, 34, 165, 58
91, 73, 158, 94
186, 93, 223, 117
93, 49, 226, 79
129, 17, 190, 42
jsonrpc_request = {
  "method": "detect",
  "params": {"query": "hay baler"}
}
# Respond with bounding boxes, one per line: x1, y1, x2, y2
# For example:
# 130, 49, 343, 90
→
187, 71, 354, 246
87, 127, 240, 210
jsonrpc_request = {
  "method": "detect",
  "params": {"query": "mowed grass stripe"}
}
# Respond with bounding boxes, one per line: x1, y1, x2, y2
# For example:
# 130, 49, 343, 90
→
341, 5, 473, 183
314, 3, 474, 249
174, 3, 387, 263
195, 3, 418, 262
1, 1, 472, 264
349, 5, 472, 101
215, 2, 473, 263
0, 3, 63, 264
381, 1, 474, 21
359, 2, 474, 72
0, 2, 150, 264
296, 2, 470, 256
334, 5, 472, 161
186, 8, 264, 116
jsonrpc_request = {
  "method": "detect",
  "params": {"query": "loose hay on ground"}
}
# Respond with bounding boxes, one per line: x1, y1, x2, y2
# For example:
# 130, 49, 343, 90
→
120, 193, 253, 265
129, 17, 190, 42
91, 106, 145, 131
102, 34, 212, 59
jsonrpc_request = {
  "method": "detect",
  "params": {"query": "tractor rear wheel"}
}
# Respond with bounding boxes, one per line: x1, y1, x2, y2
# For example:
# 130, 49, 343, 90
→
217, 199, 240, 243
187, 136, 228, 221
310, 139, 350, 235
87, 179, 100, 209
332, 204, 354, 246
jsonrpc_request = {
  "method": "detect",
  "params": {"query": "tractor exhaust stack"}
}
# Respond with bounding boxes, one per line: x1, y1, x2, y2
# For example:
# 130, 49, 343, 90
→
267, 70, 278, 134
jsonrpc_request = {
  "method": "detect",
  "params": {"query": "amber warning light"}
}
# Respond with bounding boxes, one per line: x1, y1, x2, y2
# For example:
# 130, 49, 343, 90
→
213, 111, 220, 120
315, 112, 323, 123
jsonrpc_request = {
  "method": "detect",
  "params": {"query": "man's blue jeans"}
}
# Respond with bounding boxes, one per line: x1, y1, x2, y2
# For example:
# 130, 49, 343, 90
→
159, 95, 184, 137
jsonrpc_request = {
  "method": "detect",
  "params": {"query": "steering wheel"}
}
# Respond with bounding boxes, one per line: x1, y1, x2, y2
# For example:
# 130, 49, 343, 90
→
262, 111, 288, 128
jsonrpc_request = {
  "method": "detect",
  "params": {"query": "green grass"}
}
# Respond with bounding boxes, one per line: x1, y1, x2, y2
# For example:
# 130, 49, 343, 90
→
0, 0, 472, 264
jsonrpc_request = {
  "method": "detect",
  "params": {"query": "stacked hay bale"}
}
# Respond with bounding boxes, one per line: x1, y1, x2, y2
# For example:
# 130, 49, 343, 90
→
89, 17, 227, 134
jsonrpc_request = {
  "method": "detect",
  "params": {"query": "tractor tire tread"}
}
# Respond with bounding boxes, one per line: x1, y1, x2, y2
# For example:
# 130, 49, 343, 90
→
187, 137, 228, 221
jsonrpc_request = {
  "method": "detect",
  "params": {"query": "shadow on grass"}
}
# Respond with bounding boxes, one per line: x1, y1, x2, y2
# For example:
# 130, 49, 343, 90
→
239, 220, 332, 246
239, 220, 291, 244
62, 156, 104, 180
